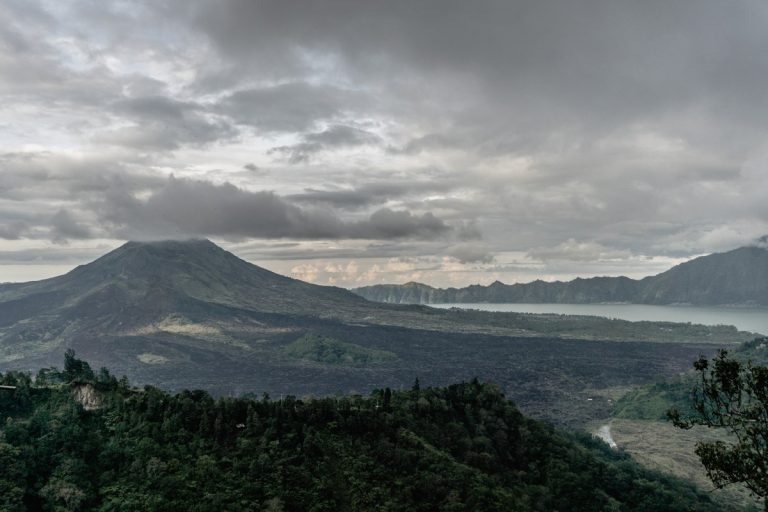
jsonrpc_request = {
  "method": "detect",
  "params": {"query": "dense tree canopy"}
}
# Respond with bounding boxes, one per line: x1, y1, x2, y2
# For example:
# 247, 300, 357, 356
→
670, 349, 768, 509
0, 353, 726, 511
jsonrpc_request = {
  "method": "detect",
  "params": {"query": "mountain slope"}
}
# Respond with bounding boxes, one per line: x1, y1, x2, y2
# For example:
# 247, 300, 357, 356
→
0, 239, 753, 428
0, 239, 367, 318
637, 246, 768, 305
354, 246, 768, 306
0, 239, 376, 370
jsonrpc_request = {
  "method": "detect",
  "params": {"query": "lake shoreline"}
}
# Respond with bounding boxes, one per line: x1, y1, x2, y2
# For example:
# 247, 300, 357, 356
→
428, 303, 768, 335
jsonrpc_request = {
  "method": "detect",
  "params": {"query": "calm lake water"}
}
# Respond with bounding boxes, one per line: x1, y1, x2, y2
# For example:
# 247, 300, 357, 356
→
430, 303, 768, 335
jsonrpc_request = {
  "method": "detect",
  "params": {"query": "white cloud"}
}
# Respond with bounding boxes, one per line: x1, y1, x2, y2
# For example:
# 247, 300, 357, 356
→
289, 263, 319, 282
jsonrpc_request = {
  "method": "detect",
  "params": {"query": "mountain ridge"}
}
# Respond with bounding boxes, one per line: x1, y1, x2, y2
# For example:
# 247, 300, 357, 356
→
353, 246, 768, 306
0, 239, 754, 428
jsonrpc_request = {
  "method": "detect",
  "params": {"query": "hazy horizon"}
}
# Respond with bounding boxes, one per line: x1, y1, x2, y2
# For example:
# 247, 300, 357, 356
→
1, 237, 764, 289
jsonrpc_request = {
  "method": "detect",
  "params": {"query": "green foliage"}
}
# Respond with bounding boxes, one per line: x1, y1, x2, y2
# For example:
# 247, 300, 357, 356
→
669, 349, 768, 505
63, 349, 95, 382
283, 333, 396, 365
730, 337, 768, 366
0, 369, 726, 511
613, 337, 768, 422
613, 380, 695, 420
35, 367, 66, 387
0, 439, 26, 511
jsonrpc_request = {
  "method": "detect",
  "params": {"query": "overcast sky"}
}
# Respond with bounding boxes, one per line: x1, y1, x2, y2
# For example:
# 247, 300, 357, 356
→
1, 0, 767, 287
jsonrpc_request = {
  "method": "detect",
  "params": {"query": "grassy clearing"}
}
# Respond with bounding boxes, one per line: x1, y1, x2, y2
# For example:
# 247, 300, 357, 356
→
610, 419, 761, 510
283, 333, 397, 365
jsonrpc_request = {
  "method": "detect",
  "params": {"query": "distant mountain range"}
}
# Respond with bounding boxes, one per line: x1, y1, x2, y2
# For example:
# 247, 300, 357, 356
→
0, 239, 752, 427
353, 246, 768, 306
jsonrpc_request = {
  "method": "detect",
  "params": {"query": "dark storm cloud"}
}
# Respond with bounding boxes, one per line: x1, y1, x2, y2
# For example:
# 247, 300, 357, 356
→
351, 209, 447, 240
198, 0, 768, 177
3, 0, 768, 283
184, 0, 768, 260
96, 176, 452, 241
0, 158, 456, 243
219, 83, 368, 132
50, 209, 92, 241
100, 178, 342, 239
0, 152, 163, 201
0, 221, 27, 240
191, 0, 768, 127
0, 203, 61, 241
446, 244, 495, 264
0, 151, 164, 241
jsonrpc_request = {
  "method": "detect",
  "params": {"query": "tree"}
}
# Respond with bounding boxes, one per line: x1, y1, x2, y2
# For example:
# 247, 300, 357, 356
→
62, 349, 94, 382
669, 350, 768, 508
383, 387, 392, 411
0, 440, 26, 512
35, 367, 64, 386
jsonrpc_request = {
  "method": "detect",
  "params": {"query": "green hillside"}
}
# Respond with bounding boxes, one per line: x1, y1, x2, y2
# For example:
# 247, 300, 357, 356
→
613, 337, 768, 421
0, 356, 728, 512
283, 333, 396, 365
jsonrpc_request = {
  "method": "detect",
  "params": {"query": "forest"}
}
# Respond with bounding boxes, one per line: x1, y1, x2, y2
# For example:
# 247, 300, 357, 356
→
0, 352, 728, 511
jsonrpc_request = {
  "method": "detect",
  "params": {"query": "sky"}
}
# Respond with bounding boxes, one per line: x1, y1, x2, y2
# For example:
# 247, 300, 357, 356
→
1, 0, 768, 288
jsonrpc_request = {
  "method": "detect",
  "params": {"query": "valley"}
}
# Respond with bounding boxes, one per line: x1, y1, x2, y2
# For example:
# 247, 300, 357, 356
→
0, 240, 764, 509
0, 240, 754, 429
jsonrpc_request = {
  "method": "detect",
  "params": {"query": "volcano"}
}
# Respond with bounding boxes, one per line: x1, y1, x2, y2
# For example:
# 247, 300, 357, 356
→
0, 240, 748, 427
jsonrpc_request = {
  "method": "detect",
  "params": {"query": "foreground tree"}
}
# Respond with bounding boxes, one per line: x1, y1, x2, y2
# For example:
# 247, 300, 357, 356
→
62, 349, 94, 382
669, 349, 768, 508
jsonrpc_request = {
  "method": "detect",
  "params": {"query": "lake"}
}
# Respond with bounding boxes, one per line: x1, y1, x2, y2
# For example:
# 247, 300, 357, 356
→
430, 303, 768, 335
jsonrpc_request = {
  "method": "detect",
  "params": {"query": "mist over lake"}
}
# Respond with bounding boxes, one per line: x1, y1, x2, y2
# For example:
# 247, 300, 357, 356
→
431, 303, 768, 335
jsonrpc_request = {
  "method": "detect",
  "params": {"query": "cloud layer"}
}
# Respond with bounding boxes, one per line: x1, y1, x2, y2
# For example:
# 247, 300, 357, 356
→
2, 0, 768, 285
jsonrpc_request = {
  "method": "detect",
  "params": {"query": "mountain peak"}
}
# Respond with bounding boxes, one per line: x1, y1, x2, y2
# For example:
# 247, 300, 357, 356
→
114, 238, 223, 258
122, 238, 217, 249
0, 238, 369, 349
66, 238, 247, 283
402, 281, 431, 288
